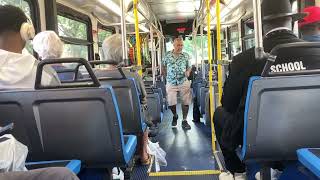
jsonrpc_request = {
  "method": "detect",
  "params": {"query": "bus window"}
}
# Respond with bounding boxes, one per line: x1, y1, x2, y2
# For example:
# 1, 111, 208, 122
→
58, 8, 92, 63
0, 0, 31, 17
228, 25, 241, 58
242, 17, 255, 50
98, 27, 113, 60
220, 30, 228, 60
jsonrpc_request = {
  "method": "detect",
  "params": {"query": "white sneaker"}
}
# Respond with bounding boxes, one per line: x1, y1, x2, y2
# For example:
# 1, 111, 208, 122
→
255, 169, 282, 180
112, 167, 124, 180
219, 172, 235, 180
234, 172, 247, 180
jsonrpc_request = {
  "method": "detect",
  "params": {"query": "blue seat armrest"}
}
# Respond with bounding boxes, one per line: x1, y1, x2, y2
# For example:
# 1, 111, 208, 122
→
123, 135, 137, 163
65, 160, 81, 174
297, 148, 320, 178
142, 123, 147, 131
26, 160, 81, 174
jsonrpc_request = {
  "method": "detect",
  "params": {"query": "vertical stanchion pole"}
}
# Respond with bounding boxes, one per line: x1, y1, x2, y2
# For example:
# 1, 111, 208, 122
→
150, 27, 156, 86
216, 0, 223, 105
207, 0, 216, 152
200, 25, 205, 80
133, 0, 142, 76
193, 34, 198, 69
120, 0, 128, 59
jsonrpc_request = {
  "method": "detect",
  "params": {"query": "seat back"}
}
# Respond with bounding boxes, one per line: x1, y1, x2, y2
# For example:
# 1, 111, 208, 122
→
200, 87, 209, 115
153, 88, 164, 112
0, 86, 130, 167
101, 78, 145, 134
147, 93, 162, 124
93, 69, 145, 134
262, 42, 320, 77
241, 75, 320, 162
156, 81, 166, 99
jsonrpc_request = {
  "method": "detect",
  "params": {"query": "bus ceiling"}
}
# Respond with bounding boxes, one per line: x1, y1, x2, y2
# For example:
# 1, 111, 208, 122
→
59, 0, 248, 36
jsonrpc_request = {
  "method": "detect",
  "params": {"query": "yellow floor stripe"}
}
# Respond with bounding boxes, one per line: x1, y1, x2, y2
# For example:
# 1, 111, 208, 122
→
148, 170, 221, 177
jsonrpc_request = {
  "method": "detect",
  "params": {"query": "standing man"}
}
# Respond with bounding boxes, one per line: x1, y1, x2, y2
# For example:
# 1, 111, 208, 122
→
162, 36, 192, 130
299, 6, 320, 42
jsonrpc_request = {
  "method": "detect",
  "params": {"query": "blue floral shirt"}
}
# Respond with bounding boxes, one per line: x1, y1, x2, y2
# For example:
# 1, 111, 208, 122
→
163, 51, 191, 85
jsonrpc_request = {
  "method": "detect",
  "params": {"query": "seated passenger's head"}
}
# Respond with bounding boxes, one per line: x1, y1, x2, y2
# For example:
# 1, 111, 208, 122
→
261, 0, 306, 34
33, 31, 64, 60
0, 5, 35, 54
298, 6, 320, 41
102, 34, 124, 66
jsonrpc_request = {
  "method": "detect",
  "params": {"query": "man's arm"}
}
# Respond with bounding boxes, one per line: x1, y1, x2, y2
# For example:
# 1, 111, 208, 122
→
185, 68, 191, 78
185, 54, 192, 78
221, 52, 249, 113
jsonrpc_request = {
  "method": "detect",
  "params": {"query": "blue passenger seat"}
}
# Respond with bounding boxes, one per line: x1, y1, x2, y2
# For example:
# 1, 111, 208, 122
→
0, 58, 137, 168
297, 148, 320, 178
240, 42, 320, 179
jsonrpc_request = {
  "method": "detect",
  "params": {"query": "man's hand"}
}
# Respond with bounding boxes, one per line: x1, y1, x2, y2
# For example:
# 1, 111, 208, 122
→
185, 69, 191, 78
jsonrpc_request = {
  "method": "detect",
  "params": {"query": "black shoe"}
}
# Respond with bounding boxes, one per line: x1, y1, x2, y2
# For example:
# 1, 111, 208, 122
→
192, 119, 201, 123
172, 114, 178, 126
148, 129, 158, 137
145, 120, 154, 128
182, 120, 191, 130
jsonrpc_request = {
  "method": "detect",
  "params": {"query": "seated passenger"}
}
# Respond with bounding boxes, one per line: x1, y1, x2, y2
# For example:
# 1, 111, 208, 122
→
96, 34, 152, 165
214, 0, 308, 179
33, 31, 81, 81
299, 6, 320, 42
0, 5, 60, 89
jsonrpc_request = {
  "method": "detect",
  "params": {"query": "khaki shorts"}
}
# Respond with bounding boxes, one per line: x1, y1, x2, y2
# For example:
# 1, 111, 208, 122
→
166, 80, 192, 106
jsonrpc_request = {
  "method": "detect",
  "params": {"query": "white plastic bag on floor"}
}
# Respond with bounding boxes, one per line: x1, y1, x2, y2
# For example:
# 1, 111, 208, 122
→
112, 167, 124, 180
147, 140, 167, 172
0, 134, 28, 173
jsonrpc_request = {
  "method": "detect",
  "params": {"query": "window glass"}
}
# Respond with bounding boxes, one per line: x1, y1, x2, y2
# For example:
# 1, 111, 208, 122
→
58, 15, 87, 40
244, 38, 255, 50
98, 28, 112, 60
98, 29, 113, 43
229, 25, 239, 40
244, 24, 254, 36
61, 44, 88, 59
0, 0, 31, 17
229, 41, 241, 58
221, 42, 228, 60
166, 36, 209, 65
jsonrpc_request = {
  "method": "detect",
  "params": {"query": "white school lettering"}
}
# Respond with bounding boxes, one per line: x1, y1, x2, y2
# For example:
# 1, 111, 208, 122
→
270, 61, 306, 72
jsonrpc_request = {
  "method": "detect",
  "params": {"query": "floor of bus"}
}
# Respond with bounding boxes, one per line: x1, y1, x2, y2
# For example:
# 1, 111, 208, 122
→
130, 103, 223, 180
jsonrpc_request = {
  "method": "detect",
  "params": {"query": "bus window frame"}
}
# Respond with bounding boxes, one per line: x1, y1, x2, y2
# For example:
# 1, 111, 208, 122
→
227, 24, 241, 59
97, 23, 115, 46
57, 3, 94, 60
25, 0, 40, 33
241, 17, 255, 51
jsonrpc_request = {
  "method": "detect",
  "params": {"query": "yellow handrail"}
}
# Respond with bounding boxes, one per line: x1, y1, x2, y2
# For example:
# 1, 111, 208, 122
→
133, 0, 142, 76
206, 0, 216, 152
216, 0, 223, 104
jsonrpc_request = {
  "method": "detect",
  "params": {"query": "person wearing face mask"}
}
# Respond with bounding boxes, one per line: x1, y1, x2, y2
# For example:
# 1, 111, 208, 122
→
299, 6, 320, 42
